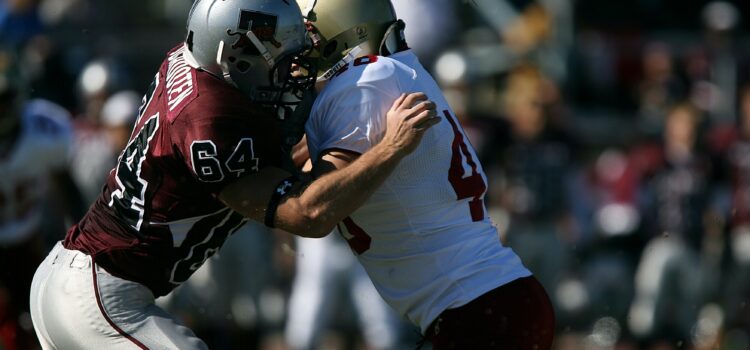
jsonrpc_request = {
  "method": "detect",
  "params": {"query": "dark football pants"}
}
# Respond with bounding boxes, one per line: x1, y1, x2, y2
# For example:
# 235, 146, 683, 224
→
425, 276, 555, 350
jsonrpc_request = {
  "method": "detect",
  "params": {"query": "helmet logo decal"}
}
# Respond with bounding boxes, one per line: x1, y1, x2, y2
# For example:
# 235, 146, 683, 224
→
237, 10, 282, 49
227, 30, 254, 50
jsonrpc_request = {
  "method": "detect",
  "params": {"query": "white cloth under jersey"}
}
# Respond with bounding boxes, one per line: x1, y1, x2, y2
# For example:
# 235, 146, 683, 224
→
305, 50, 531, 332
0, 99, 72, 245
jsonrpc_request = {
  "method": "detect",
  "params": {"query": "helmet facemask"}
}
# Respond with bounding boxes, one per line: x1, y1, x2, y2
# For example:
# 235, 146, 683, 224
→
222, 30, 319, 150
217, 29, 317, 110
273, 53, 317, 110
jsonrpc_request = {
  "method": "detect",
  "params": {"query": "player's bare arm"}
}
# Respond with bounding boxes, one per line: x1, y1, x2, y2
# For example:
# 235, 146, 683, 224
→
220, 92, 439, 238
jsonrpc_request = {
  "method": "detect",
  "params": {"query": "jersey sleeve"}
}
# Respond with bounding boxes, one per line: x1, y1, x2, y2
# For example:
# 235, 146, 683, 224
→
306, 57, 414, 162
306, 83, 402, 162
172, 107, 282, 196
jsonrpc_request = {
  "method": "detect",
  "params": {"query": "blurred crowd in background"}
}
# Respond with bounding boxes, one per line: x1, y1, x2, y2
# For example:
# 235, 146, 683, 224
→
2, 0, 750, 349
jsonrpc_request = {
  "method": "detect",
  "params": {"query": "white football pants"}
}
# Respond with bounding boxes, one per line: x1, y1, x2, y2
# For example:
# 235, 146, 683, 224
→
30, 241, 208, 350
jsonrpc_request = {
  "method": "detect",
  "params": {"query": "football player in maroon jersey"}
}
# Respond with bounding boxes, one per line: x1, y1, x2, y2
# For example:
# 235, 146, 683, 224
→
28, 0, 439, 349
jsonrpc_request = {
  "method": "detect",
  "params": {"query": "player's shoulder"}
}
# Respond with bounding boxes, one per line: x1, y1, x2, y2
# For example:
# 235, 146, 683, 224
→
321, 54, 412, 102
160, 44, 263, 124
22, 99, 73, 140
355, 55, 402, 81
332, 54, 404, 86
183, 76, 269, 123
170, 76, 276, 138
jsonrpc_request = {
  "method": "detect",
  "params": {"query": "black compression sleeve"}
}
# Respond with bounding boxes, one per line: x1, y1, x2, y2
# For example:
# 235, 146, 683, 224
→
264, 176, 298, 228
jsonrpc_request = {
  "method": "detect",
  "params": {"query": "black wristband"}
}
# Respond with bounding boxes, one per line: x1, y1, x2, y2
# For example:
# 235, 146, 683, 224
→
265, 176, 297, 228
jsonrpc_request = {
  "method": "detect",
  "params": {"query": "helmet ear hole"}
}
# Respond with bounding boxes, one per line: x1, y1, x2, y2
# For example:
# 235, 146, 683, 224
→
186, 31, 194, 51
323, 40, 338, 58
236, 60, 251, 73
228, 56, 237, 63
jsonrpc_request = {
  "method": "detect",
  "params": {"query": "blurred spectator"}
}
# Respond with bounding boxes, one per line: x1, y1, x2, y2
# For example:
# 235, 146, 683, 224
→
0, 0, 43, 48
696, 1, 740, 123
284, 233, 400, 350
391, 0, 459, 67
101, 90, 138, 151
38, 0, 87, 25
559, 147, 645, 337
636, 42, 686, 137
491, 64, 573, 307
76, 58, 131, 123
70, 90, 139, 203
0, 48, 83, 350
468, 0, 572, 82
628, 103, 716, 346
721, 84, 750, 342
68, 58, 135, 204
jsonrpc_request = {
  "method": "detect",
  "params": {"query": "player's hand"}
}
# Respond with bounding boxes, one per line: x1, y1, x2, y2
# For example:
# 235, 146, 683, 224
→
382, 92, 440, 156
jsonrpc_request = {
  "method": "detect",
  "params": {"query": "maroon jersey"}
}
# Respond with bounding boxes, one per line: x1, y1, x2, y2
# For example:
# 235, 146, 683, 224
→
64, 45, 283, 296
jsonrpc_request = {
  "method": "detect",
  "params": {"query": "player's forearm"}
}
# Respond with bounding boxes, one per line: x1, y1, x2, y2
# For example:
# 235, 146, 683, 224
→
276, 143, 403, 237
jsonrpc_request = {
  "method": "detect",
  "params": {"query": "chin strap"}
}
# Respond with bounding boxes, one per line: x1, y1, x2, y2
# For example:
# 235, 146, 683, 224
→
379, 19, 408, 57
244, 30, 276, 67
318, 45, 363, 82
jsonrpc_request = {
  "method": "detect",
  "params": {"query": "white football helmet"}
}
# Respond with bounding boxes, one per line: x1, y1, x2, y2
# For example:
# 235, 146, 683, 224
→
296, 0, 406, 79
186, 0, 316, 106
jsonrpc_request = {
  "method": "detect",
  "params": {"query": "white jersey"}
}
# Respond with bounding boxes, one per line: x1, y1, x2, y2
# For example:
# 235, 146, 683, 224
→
305, 50, 531, 331
0, 99, 73, 244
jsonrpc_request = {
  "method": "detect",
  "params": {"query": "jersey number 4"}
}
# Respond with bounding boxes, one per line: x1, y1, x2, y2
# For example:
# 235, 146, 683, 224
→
339, 109, 487, 254
444, 109, 487, 221
109, 113, 160, 231
109, 73, 161, 231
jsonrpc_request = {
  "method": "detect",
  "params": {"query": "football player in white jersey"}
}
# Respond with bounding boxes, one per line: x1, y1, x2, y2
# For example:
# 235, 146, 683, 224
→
0, 49, 84, 349
297, 0, 555, 348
